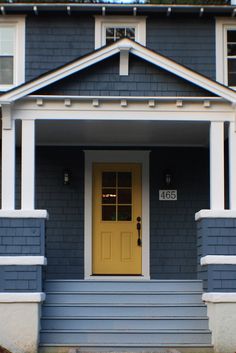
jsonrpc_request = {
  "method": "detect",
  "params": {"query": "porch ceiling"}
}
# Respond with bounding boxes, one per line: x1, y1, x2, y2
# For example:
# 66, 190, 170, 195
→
17, 120, 211, 147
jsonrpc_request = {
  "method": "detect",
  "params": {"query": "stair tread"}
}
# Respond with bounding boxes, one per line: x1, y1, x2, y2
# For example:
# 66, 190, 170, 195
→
43, 302, 206, 307
39, 343, 214, 348
41, 315, 209, 320
41, 328, 211, 333
46, 290, 202, 295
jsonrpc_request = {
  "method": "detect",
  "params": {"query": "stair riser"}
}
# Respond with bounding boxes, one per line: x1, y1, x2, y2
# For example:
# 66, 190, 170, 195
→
45, 293, 203, 304
40, 332, 212, 345
42, 306, 207, 317
44, 281, 203, 292
41, 318, 209, 330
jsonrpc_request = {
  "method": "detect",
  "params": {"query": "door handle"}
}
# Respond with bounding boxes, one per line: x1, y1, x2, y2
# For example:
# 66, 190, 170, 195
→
136, 216, 142, 246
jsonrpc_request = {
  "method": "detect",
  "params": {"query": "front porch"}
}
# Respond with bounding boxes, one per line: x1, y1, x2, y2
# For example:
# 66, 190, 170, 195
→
1, 38, 236, 352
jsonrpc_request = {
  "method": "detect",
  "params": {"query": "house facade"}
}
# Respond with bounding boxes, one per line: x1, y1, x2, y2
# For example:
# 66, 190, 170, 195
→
0, 1, 236, 353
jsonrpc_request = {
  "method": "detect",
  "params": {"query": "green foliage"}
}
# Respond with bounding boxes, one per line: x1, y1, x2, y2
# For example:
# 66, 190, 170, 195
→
0, 0, 229, 3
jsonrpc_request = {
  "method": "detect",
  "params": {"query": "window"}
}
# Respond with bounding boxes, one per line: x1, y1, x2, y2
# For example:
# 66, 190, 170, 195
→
0, 16, 25, 91
95, 16, 146, 49
216, 18, 236, 88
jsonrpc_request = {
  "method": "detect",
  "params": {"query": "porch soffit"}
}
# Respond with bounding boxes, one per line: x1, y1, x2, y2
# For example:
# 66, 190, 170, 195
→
1, 39, 236, 104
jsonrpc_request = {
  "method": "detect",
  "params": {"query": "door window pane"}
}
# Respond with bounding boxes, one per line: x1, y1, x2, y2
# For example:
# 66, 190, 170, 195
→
118, 189, 132, 204
102, 206, 116, 221
102, 172, 116, 187
102, 189, 117, 204
118, 206, 132, 221
118, 172, 132, 187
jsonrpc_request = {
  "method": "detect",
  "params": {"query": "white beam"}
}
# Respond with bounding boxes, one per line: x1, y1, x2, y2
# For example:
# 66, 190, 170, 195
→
229, 121, 236, 209
210, 122, 225, 210
1, 120, 15, 210
21, 120, 35, 210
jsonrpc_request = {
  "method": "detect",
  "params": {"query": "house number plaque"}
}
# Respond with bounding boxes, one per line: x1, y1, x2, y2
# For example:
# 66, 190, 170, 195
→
159, 190, 177, 201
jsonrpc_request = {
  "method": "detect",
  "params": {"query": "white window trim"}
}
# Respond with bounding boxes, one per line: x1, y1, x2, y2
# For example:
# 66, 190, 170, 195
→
94, 16, 146, 49
0, 15, 25, 92
216, 18, 236, 87
84, 150, 150, 280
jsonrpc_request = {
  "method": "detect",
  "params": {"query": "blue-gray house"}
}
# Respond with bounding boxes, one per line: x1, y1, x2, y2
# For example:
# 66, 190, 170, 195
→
0, 1, 236, 353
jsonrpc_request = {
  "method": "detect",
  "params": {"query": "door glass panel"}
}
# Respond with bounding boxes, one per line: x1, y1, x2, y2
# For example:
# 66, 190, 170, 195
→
102, 189, 117, 204
118, 172, 132, 187
102, 206, 116, 221
101, 170, 132, 221
118, 206, 132, 221
118, 189, 132, 204
102, 172, 116, 187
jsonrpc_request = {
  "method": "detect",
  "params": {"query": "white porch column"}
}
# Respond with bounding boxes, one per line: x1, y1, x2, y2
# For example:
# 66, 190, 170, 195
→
21, 120, 35, 210
1, 116, 15, 210
210, 121, 225, 210
229, 121, 236, 210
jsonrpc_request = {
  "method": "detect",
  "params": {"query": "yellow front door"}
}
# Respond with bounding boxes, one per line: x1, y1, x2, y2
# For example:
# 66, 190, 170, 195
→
92, 163, 142, 275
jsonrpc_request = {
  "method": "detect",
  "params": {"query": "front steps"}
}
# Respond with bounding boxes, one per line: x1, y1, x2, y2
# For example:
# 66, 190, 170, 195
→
39, 280, 213, 353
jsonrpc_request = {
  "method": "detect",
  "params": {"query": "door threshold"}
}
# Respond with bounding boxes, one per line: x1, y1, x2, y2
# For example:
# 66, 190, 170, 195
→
85, 275, 150, 281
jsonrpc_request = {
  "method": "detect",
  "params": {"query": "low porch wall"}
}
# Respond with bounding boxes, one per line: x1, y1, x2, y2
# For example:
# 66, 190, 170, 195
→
197, 218, 236, 292
0, 217, 46, 353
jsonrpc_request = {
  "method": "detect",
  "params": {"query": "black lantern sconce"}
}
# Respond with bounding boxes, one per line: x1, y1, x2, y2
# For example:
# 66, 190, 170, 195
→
63, 170, 71, 185
164, 170, 172, 187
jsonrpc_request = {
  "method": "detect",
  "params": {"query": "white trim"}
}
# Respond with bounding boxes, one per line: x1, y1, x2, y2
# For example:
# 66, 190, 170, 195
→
210, 121, 225, 210
195, 209, 236, 220
94, 16, 146, 49
1, 119, 15, 210
84, 150, 150, 280
0, 292, 46, 303
216, 18, 236, 86
203, 293, 236, 303
201, 255, 236, 266
2, 38, 236, 104
0, 15, 25, 91
21, 120, 35, 210
229, 121, 236, 209
0, 256, 47, 266
0, 210, 48, 218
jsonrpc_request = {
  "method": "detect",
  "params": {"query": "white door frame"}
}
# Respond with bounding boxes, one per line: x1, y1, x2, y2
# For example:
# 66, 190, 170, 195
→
84, 150, 150, 280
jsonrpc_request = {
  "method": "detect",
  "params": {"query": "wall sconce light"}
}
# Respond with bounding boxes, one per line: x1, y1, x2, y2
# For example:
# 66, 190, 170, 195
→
164, 170, 172, 187
63, 170, 70, 185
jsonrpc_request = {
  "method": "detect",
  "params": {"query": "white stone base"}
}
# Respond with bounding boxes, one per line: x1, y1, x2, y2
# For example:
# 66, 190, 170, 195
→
206, 301, 236, 353
0, 302, 40, 353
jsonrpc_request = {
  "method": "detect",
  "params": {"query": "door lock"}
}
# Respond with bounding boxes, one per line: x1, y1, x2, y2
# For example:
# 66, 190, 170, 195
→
136, 216, 142, 246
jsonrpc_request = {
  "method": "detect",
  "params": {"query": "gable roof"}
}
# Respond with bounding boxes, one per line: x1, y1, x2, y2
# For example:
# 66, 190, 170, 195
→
1, 38, 236, 103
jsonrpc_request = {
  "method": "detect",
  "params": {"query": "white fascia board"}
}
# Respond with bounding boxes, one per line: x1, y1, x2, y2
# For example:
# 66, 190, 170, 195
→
0, 292, 46, 303
0, 256, 47, 266
201, 255, 236, 266
195, 209, 236, 220
1, 38, 236, 104
0, 210, 48, 219
1, 45, 120, 103
130, 44, 236, 104
203, 293, 236, 303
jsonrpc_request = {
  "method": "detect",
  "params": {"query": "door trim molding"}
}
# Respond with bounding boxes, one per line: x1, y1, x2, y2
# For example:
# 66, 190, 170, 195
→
84, 150, 150, 280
